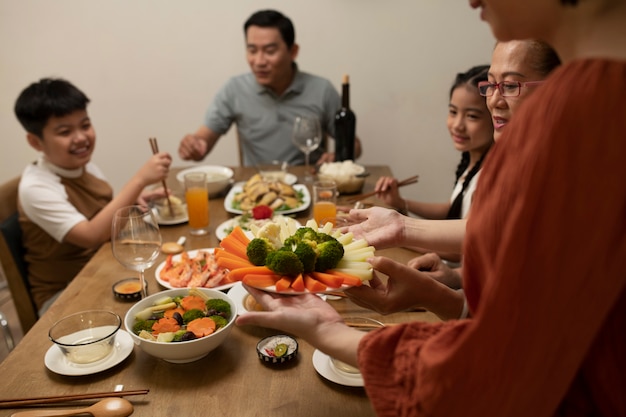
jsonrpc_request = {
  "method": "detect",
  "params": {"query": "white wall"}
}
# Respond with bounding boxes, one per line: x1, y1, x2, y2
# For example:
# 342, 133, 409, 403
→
0, 0, 494, 204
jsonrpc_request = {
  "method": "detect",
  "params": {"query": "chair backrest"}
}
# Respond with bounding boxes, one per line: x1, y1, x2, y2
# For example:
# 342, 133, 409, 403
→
0, 177, 38, 333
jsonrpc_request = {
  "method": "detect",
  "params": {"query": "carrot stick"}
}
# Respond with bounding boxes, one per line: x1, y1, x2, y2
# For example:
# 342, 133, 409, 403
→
275, 276, 293, 293
217, 256, 255, 272
219, 235, 249, 260
228, 266, 278, 282
304, 274, 327, 293
243, 273, 282, 288
229, 226, 252, 246
215, 249, 250, 263
326, 269, 364, 287
311, 271, 344, 289
291, 274, 305, 292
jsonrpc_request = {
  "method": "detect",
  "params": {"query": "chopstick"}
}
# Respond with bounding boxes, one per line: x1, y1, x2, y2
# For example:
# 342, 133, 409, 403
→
346, 175, 419, 203
0, 389, 149, 408
148, 137, 174, 217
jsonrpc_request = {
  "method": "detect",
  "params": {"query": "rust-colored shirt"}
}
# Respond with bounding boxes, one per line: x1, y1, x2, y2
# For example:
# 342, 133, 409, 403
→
19, 170, 112, 310
359, 59, 626, 416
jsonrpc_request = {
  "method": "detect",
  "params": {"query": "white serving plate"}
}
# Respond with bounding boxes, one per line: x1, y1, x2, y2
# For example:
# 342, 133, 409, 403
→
155, 248, 235, 291
223, 182, 311, 215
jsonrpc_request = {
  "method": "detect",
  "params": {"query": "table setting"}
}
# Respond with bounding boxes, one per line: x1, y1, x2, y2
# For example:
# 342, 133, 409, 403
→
0, 162, 437, 417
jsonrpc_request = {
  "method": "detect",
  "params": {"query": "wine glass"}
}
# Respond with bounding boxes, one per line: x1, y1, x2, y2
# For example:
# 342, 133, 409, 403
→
111, 205, 162, 298
292, 116, 322, 182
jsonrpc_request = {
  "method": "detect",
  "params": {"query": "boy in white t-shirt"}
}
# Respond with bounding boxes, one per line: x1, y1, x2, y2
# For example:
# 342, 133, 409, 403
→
14, 78, 172, 314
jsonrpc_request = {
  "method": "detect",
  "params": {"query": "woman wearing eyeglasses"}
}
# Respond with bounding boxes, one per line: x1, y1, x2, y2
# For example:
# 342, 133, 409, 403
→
480, 40, 561, 141
237, 0, 626, 413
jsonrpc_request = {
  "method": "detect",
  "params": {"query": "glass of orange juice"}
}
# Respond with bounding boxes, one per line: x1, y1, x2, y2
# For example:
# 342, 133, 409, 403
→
184, 172, 209, 236
313, 181, 337, 226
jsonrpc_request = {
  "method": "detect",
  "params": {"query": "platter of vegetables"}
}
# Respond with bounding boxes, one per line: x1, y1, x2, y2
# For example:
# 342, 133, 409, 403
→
215, 219, 375, 294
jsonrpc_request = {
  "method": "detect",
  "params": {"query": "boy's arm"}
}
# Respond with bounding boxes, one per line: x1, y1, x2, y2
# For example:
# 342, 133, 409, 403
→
63, 152, 171, 248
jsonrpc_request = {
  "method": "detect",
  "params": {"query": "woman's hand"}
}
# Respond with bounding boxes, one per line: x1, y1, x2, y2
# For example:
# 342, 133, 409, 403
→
347, 207, 407, 249
346, 256, 464, 319
408, 252, 463, 289
236, 286, 344, 341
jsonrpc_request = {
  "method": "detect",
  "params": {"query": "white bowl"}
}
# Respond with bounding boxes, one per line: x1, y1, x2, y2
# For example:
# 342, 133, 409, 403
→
123, 288, 237, 363
49, 310, 121, 364
317, 161, 367, 194
176, 165, 234, 196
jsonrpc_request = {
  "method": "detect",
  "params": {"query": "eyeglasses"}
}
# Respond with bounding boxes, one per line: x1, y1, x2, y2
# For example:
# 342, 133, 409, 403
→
478, 80, 545, 97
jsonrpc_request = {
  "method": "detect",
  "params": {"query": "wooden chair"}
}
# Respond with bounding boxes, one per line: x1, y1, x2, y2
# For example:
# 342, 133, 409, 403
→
0, 177, 38, 337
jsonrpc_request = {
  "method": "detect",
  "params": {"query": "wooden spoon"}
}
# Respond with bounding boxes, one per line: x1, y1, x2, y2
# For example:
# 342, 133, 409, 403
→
10, 397, 133, 417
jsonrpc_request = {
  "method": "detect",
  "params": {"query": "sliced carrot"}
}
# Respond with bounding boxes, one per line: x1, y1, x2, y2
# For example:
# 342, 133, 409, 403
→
327, 269, 364, 287
311, 271, 344, 289
291, 274, 305, 292
164, 307, 185, 319
303, 274, 327, 293
243, 273, 282, 288
187, 317, 216, 338
151, 317, 181, 334
220, 234, 249, 260
214, 247, 249, 262
229, 226, 252, 246
217, 256, 255, 271
275, 276, 293, 293
227, 265, 277, 282
181, 295, 206, 312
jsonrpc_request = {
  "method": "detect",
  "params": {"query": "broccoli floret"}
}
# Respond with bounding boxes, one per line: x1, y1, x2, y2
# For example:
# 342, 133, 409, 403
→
209, 315, 228, 329
266, 250, 304, 276
172, 329, 188, 342
246, 237, 276, 266
315, 238, 345, 271
293, 227, 320, 243
294, 241, 318, 272
172, 296, 185, 305
206, 299, 232, 316
132, 319, 156, 335
182, 309, 206, 324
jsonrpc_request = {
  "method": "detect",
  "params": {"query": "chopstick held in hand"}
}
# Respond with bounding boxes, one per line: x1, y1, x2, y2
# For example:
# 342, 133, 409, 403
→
346, 175, 419, 203
148, 137, 174, 217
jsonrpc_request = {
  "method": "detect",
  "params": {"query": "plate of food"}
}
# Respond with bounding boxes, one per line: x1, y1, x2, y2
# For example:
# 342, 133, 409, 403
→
220, 220, 374, 295
155, 248, 235, 291
224, 175, 310, 215
152, 207, 188, 226
216, 214, 302, 241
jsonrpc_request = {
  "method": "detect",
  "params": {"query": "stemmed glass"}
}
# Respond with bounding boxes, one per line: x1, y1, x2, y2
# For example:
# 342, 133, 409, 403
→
292, 116, 322, 182
111, 206, 162, 298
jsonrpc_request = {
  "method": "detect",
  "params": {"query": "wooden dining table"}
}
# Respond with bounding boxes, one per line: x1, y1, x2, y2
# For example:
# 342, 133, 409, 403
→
0, 165, 440, 417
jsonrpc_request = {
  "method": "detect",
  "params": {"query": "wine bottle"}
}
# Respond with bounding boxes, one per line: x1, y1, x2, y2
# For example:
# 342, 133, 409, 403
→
334, 74, 357, 161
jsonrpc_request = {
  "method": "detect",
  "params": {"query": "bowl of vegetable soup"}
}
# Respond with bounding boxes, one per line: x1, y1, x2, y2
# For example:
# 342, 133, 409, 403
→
124, 288, 237, 363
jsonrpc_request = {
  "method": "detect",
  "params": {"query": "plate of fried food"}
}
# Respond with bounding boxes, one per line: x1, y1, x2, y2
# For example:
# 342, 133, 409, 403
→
224, 174, 310, 215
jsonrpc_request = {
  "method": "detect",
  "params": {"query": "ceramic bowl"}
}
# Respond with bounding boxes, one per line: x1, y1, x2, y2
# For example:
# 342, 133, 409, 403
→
317, 161, 367, 194
112, 278, 145, 302
48, 310, 121, 364
256, 334, 298, 365
176, 165, 234, 196
123, 288, 237, 363
153, 194, 187, 220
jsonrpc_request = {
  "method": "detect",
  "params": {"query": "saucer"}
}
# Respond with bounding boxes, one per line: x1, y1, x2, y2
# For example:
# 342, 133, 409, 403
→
44, 330, 133, 376
312, 349, 364, 387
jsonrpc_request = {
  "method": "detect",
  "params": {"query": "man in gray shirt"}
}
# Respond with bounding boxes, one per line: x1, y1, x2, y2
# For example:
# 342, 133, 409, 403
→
178, 9, 362, 167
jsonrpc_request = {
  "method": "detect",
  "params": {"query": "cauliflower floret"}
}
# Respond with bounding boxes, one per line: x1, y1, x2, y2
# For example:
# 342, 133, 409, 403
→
256, 222, 283, 249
